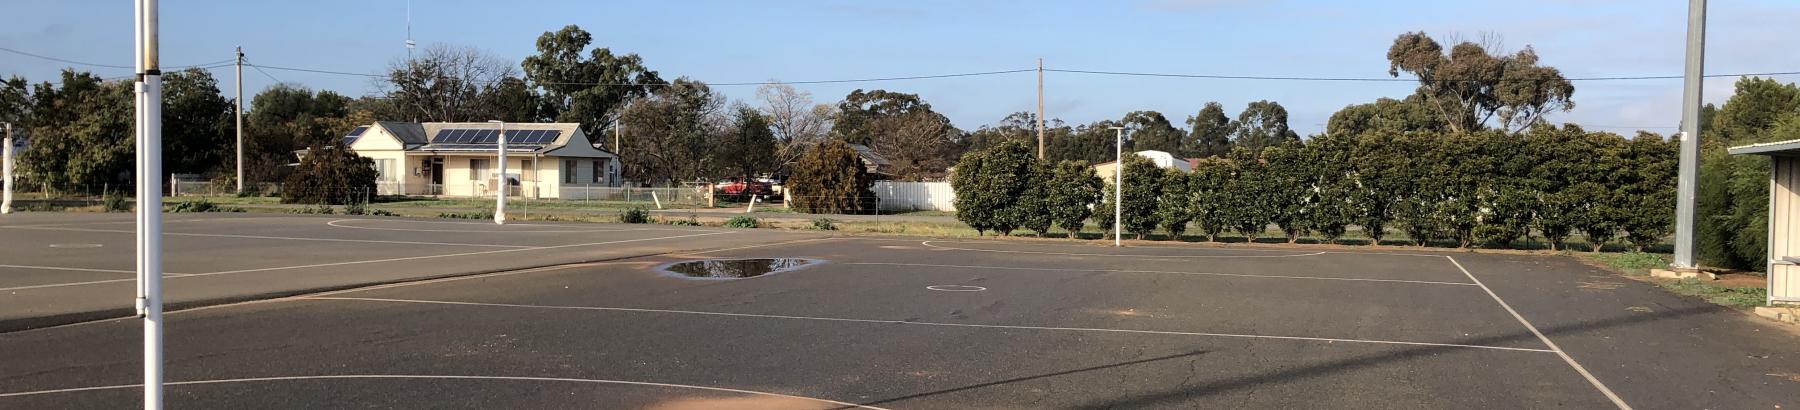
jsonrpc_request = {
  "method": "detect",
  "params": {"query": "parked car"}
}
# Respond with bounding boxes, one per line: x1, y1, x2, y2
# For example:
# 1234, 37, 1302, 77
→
716, 178, 772, 199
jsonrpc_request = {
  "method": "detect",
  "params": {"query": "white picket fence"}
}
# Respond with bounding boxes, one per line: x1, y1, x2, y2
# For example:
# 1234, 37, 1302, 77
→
872, 181, 956, 212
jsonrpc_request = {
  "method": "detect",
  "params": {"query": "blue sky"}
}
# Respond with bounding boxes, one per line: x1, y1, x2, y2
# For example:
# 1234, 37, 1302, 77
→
4, 0, 1798, 136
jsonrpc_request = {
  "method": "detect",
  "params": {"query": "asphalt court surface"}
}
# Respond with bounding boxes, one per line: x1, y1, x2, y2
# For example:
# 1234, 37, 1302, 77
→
1, 213, 1798, 408
0, 212, 813, 330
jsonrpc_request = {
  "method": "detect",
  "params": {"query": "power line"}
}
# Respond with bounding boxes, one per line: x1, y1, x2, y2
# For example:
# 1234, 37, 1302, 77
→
245, 62, 1036, 87
0, 47, 234, 70
1046, 68, 1800, 82
242, 59, 283, 84
245, 63, 382, 78
0, 47, 132, 69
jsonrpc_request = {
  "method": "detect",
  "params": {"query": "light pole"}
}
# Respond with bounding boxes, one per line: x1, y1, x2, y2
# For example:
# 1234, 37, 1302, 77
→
1672, 0, 1706, 270
2, 122, 13, 215
1109, 126, 1124, 247
133, 0, 167, 408
489, 120, 507, 224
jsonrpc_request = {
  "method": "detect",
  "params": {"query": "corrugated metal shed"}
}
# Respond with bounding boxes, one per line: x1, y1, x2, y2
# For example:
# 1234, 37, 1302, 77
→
1730, 139, 1800, 305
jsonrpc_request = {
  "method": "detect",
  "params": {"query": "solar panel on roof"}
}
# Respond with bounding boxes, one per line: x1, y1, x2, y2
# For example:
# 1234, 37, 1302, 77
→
544, 130, 563, 143
347, 126, 369, 137
444, 129, 465, 143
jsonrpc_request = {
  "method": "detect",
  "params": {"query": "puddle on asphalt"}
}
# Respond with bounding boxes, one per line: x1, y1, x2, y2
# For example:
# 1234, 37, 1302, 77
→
661, 258, 815, 279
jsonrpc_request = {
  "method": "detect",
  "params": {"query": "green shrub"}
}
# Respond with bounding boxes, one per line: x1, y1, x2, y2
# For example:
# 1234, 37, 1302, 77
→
788, 139, 876, 214
725, 215, 759, 228
343, 202, 368, 215
291, 204, 336, 215
620, 208, 652, 224
951, 140, 1040, 236
811, 218, 839, 231
103, 194, 131, 213
665, 216, 701, 226
369, 209, 399, 217
166, 200, 217, 213
281, 140, 377, 205
435, 210, 492, 219
1046, 160, 1103, 237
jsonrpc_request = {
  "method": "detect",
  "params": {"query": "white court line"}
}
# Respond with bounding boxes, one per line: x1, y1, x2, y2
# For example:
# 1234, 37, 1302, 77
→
920, 241, 1328, 259
3, 225, 533, 248
355, 219, 701, 231
846, 262, 1480, 287
0, 264, 139, 274
0, 374, 890, 409
0, 215, 306, 229
311, 296, 1555, 354
324, 219, 637, 233
1445, 256, 1631, 410
679, 237, 839, 256
843, 237, 1456, 258
0, 231, 734, 292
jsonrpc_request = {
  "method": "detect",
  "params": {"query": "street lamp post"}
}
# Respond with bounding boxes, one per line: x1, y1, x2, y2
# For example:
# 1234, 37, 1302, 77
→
1109, 126, 1124, 247
489, 120, 507, 225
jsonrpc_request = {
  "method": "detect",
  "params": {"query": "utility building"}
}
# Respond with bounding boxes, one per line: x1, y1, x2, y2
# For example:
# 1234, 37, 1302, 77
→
1729, 139, 1800, 305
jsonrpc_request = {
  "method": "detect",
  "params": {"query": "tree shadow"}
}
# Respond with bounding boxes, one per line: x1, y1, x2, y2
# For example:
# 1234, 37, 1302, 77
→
826, 350, 1211, 409
836, 305, 1720, 409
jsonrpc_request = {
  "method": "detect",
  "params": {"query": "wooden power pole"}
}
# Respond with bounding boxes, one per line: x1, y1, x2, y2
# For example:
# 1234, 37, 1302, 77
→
1037, 58, 1045, 160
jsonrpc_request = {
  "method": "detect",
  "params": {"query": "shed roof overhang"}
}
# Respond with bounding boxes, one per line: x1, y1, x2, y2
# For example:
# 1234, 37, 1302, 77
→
1728, 139, 1800, 157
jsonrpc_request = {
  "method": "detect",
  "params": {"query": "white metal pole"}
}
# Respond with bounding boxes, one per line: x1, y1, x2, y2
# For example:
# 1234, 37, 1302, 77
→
2, 123, 13, 214
234, 46, 244, 194
1672, 0, 1706, 269
136, 0, 166, 408
1112, 126, 1123, 247
491, 121, 507, 224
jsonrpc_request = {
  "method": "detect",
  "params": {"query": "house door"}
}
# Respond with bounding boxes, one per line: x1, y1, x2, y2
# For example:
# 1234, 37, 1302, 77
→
428, 157, 444, 194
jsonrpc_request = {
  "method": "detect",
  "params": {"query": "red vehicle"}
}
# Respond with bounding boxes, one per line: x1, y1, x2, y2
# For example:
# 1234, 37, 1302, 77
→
717, 178, 772, 198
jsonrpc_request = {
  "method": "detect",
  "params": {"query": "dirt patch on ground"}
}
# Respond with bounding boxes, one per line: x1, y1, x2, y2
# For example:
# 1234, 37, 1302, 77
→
1713, 273, 1767, 289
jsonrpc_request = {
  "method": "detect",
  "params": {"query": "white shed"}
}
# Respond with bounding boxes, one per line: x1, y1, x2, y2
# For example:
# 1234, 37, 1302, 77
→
1729, 139, 1800, 305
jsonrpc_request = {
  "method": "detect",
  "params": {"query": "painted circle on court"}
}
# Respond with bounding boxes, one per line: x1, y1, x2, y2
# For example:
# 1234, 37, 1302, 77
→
926, 285, 987, 292
49, 243, 104, 249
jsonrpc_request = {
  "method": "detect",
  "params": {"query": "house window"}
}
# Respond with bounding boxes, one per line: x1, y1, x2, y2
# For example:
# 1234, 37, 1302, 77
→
520, 159, 534, 181
564, 160, 578, 184
470, 159, 490, 181
372, 159, 396, 182
591, 160, 603, 184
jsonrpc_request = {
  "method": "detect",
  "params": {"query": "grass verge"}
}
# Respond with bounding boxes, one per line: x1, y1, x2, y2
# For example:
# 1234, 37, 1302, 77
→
1575, 252, 1768, 309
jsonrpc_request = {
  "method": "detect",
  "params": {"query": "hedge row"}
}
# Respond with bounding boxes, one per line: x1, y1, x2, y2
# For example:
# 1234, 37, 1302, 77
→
953, 125, 1677, 251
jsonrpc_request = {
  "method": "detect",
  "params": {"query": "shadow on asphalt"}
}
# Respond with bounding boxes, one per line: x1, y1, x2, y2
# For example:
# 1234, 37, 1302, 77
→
828, 305, 1720, 409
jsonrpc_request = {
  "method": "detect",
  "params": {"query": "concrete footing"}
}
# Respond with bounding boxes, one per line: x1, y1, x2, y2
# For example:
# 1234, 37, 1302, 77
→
1649, 268, 1716, 280
1754, 306, 1800, 324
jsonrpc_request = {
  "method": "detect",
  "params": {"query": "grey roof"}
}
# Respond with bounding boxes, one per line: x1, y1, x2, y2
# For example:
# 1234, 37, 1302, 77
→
375, 121, 428, 146
1728, 139, 1800, 156
849, 143, 891, 166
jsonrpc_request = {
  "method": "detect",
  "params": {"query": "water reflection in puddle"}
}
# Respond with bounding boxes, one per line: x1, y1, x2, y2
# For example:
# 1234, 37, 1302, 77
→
662, 258, 815, 279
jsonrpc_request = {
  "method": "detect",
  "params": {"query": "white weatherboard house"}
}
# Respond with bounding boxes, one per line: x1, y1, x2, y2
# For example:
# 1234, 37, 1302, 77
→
341, 122, 622, 198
